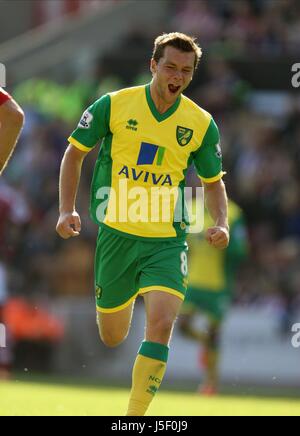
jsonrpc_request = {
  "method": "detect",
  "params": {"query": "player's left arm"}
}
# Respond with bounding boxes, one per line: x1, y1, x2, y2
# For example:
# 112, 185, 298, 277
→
0, 91, 25, 175
193, 117, 229, 250
203, 179, 229, 249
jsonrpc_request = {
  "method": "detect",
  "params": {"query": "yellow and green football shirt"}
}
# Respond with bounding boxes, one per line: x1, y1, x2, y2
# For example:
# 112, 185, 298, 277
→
68, 84, 224, 240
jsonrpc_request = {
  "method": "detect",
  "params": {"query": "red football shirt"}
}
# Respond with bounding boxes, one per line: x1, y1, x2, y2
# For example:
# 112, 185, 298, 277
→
0, 88, 11, 106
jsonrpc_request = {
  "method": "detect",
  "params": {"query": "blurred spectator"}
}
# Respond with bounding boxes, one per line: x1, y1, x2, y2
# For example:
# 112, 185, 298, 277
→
3, 297, 64, 372
171, 0, 300, 56
171, 0, 222, 44
40, 238, 94, 297
33, 0, 117, 27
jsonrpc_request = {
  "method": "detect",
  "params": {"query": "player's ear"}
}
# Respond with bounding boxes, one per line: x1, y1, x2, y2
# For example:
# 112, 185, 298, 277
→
150, 58, 157, 75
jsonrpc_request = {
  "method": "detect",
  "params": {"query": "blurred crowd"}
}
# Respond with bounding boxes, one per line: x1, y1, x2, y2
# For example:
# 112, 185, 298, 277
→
0, 0, 300, 347
171, 0, 300, 56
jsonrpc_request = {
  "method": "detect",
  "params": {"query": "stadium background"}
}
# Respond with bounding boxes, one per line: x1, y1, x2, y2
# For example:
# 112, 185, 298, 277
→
0, 0, 300, 393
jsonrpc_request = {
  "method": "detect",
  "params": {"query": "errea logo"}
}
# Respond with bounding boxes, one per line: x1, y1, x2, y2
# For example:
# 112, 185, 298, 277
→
147, 385, 158, 396
126, 119, 138, 131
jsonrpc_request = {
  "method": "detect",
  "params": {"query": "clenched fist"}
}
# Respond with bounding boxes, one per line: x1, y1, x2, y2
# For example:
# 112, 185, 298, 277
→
56, 211, 81, 239
205, 226, 230, 250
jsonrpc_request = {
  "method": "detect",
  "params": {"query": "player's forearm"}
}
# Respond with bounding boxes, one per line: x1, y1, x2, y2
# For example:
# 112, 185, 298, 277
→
0, 101, 24, 174
203, 179, 229, 229
59, 145, 86, 214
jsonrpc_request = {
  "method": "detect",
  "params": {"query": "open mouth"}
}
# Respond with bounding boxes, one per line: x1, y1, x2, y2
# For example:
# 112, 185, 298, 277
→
168, 84, 180, 94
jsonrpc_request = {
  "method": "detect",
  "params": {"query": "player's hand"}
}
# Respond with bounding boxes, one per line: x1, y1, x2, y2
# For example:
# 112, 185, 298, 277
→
205, 226, 230, 250
56, 211, 81, 239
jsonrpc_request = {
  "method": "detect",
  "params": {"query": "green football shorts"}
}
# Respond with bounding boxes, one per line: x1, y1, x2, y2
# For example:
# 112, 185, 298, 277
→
94, 226, 189, 313
182, 286, 231, 321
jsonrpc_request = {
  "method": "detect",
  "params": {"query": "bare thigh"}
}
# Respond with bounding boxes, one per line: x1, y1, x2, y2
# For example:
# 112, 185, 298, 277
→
97, 300, 135, 347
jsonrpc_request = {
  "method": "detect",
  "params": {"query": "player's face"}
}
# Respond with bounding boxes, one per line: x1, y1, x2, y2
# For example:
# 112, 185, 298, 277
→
151, 46, 195, 105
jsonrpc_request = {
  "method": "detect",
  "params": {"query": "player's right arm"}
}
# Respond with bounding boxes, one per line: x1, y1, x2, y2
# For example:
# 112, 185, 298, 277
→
0, 89, 24, 175
56, 144, 87, 239
56, 94, 111, 239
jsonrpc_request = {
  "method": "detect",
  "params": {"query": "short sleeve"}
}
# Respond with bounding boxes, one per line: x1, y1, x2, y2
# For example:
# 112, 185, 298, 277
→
68, 94, 111, 152
193, 118, 224, 183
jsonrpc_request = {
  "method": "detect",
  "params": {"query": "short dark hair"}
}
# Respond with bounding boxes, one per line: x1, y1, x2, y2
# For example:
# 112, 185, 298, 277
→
152, 32, 202, 70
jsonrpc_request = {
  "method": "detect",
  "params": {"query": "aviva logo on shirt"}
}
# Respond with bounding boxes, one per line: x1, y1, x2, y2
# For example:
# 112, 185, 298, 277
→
118, 142, 171, 186
137, 142, 166, 166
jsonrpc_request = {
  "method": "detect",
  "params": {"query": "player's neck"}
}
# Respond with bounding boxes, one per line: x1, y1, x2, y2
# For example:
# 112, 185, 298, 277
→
149, 82, 175, 114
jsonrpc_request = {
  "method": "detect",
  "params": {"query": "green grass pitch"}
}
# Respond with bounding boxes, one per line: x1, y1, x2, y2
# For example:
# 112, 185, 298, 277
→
0, 380, 300, 416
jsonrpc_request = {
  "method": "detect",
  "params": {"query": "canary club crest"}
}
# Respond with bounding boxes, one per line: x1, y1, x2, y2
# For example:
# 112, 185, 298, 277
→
176, 126, 193, 146
95, 285, 102, 300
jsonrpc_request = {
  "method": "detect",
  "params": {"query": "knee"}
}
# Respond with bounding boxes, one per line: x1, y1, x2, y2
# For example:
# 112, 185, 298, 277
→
96, 304, 133, 348
98, 328, 128, 348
